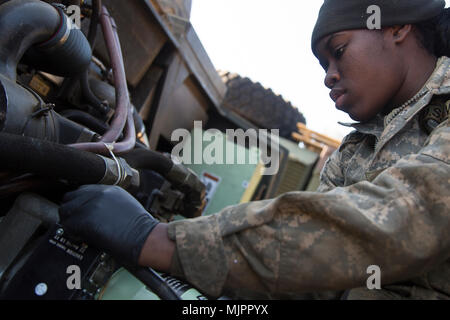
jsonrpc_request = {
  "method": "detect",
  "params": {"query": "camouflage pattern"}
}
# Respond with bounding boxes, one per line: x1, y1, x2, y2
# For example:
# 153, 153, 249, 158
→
167, 57, 450, 299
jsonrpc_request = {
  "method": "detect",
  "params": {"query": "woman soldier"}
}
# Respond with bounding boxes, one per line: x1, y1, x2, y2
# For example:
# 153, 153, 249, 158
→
60, 0, 450, 299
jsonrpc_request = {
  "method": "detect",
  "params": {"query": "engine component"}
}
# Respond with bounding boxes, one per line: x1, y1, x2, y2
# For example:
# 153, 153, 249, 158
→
60, 109, 109, 136
69, 5, 135, 155
0, 224, 110, 300
166, 163, 206, 218
0, 132, 139, 190
0, 193, 186, 300
79, 0, 112, 116
122, 149, 206, 218
0, 0, 97, 142
88, 76, 149, 145
0, 0, 91, 80
0, 193, 51, 282
0, 75, 98, 143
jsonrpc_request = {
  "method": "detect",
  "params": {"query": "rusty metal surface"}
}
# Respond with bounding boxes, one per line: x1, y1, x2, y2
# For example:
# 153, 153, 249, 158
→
152, 0, 192, 20
148, 53, 208, 149
144, 0, 227, 110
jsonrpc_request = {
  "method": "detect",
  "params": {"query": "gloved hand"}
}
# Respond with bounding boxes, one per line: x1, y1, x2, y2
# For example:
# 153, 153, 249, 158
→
59, 185, 159, 266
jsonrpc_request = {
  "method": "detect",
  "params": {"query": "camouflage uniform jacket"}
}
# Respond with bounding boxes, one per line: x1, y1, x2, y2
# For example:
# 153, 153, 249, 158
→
167, 57, 450, 299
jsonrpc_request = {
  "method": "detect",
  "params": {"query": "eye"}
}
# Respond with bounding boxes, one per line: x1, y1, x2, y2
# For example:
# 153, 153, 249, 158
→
333, 46, 346, 59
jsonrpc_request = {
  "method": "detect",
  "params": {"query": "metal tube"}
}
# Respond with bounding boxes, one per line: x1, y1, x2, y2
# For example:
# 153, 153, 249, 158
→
114, 103, 136, 155
99, 6, 128, 143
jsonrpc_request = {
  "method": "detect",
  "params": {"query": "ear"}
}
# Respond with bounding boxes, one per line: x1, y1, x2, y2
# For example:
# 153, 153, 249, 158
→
388, 25, 413, 45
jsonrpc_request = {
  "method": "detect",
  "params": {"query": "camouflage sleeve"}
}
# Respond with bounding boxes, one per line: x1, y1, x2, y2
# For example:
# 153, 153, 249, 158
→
317, 130, 365, 192
167, 120, 450, 298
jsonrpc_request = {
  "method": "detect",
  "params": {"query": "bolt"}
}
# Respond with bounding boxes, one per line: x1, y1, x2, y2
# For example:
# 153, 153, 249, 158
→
34, 283, 48, 296
56, 228, 64, 236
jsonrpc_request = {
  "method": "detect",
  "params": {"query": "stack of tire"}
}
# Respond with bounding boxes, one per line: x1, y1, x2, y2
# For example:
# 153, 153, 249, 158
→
219, 71, 306, 142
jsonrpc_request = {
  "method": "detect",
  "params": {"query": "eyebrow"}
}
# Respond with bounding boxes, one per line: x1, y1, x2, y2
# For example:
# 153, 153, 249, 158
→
326, 33, 346, 51
326, 34, 338, 51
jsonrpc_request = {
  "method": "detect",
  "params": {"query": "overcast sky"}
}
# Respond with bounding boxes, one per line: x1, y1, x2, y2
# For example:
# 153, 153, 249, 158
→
191, 0, 450, 140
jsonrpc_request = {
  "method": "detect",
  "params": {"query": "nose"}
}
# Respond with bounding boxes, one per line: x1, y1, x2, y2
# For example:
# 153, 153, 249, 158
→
324, 65, 340, 89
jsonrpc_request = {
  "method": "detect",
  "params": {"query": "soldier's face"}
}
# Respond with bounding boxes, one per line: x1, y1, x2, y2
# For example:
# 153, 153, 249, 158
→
314, 29, 405, 122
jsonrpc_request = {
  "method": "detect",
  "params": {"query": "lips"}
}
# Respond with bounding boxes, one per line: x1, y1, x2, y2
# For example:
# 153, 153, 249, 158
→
330, 88, 347, 110
330, 88, 345, 103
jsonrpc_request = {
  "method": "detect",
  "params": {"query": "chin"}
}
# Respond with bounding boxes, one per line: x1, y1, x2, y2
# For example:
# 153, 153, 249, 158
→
345, 109, 363, 122
346, 105, 374, 123
339, 103, 363, 122
347, 112, 372, 122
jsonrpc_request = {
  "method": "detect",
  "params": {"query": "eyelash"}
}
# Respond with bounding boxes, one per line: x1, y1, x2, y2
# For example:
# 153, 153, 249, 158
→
333, 46, 346, 59
322, 45, 346, 72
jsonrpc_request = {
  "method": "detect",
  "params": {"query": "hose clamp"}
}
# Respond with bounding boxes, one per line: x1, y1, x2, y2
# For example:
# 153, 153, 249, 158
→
98, 144, 140, 190
36, 6, 71, 50
103, 143, 122, 186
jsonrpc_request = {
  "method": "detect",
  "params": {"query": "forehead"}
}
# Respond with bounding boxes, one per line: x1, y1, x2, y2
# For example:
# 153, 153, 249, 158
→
314, 29, 381, 59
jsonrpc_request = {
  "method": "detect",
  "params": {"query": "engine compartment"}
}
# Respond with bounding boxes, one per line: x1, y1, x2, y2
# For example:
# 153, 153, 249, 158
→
0, 0, 207, 300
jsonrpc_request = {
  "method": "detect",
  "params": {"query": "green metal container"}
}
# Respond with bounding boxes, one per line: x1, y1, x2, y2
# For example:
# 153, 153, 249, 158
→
272, 137, 319, 196
181, 127, 261, 216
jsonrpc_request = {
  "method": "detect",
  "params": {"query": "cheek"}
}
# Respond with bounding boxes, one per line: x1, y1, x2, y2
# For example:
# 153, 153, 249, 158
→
340, 48, 401, 120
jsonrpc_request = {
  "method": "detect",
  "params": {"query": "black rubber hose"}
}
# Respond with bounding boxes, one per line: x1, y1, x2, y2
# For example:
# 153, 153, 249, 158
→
0, 132, 106, 184
121, 149, 173, 177
0, 0, 59, 79
60, 109, 109, 135
79, 0, 108, 113
128, 267, 181, 300
80, 70, 108, 113
87, 0, 102, 48
24, 19, 92, 77
0, 0, 91, 80
62, 0, 81, 6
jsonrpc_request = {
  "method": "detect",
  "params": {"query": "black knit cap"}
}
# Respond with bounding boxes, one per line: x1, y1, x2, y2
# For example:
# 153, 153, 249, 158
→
312, 0, 445, 54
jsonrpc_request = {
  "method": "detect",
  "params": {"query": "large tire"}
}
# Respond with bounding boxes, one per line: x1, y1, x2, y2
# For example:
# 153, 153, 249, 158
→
219, 71, 306, 141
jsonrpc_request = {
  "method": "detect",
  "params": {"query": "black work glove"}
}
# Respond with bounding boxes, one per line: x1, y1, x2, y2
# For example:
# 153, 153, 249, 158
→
59, 185, 159, 266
